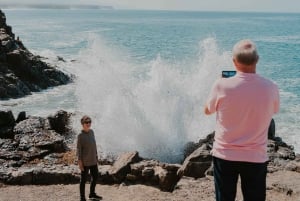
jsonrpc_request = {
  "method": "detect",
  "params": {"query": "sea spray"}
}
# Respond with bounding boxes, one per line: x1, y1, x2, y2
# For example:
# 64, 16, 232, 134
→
74, 36, 232, 163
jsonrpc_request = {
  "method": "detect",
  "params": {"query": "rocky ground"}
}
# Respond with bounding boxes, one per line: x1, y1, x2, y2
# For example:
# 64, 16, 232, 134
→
0, 171, 299, 201
0, 110, 300, 200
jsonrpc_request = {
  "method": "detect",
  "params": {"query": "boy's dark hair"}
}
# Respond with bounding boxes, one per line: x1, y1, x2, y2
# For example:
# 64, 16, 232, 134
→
81, 115, 92, 125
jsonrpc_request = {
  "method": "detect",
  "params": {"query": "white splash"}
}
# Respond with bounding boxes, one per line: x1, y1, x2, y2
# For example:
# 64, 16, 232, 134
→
73, 36, 232, 162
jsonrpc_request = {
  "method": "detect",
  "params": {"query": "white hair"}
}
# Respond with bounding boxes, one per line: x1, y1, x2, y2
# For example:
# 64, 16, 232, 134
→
232, 39, 259, 65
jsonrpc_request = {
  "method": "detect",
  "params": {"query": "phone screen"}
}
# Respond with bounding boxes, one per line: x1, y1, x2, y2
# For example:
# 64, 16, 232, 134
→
222, 71, 236, 78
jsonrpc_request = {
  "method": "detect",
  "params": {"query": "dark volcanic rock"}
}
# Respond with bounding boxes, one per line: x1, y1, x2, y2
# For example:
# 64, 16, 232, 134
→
16, 111, 26, 123
0, 111, 298, 193
0, 110, 80, 185
0, 110, 15, 139
0, 110, 15, 127
0, 110, 70, 170
0, 9, 71, 100
48, 110, 70, 134
180, 121, 297, 178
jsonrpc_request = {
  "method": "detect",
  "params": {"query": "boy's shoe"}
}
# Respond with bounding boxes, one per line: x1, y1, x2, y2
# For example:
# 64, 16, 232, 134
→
89, 193, 102, 200
80, 197, 86, 201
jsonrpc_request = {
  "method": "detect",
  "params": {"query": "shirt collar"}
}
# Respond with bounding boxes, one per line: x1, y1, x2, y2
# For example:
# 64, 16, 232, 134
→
236, 71, 258, 79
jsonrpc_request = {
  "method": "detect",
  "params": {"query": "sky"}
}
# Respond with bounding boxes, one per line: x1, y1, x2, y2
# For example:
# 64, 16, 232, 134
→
1, 0, 300, 13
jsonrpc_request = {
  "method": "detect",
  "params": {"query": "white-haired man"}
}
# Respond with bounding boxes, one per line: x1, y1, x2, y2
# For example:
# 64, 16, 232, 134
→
205, 39, 280, 201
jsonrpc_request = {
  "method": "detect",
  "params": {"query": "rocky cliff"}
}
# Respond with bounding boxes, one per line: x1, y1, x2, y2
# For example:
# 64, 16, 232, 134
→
0, 9, 71, 100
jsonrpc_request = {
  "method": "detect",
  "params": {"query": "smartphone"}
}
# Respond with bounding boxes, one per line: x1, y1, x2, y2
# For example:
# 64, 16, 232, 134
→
222, 70, 236, 78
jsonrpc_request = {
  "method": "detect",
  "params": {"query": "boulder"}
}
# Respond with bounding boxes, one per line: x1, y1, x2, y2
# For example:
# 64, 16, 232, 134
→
32, 167, 79, 185
155, 163, 181, 192
14, 116, 46, 134
16, 111, 26, 123
0, 127, 14, 139
7, 168, 33, 185
3, 165, 80, 185
14, 117, 65, 153
130, 160, 160, 184
178, 144, 212, 178
267, 136, 296, 172
268, 118, 276, 139
129, 159, 180, 192
110, 151, 142, 183
48, 110, 70, 134
0, 110, 15, 139
0, 112, 71, 172
98, 165, 114, 184
0, 110, 15, 127
183, 132, 214, 160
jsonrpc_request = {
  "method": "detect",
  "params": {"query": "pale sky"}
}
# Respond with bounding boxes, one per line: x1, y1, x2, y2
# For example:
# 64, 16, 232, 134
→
1, 0, 300, 13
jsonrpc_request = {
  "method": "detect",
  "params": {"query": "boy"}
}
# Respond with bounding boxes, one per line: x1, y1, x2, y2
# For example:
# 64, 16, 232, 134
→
77, 115, 102, 201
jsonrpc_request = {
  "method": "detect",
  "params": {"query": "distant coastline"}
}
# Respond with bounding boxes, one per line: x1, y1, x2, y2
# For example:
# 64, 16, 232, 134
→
0, 4, 113, 10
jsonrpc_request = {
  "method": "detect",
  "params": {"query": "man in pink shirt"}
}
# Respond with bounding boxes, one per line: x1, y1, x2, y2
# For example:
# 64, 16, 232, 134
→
205, 39, 279, 201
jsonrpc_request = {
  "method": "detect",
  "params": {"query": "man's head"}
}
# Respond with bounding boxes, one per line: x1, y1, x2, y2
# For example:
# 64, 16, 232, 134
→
232, 39, 259, 72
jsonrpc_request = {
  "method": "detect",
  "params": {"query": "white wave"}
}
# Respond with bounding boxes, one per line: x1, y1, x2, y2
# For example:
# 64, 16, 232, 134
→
32, 49, 58, 60
0, 83, 76, 118
73, 35, 231, 162
276, 117, 300, 154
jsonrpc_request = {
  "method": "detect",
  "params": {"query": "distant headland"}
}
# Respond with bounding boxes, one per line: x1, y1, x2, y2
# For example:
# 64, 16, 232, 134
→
0, 9, 71, 99
0, 4, 114, 10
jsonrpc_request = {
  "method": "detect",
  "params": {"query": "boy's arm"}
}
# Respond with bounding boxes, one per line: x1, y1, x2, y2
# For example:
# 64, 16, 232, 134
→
78, 160, 84, 171
76, 135, 84, 171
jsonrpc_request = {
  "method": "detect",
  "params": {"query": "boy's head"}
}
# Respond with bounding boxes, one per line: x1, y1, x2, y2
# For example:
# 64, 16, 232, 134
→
81, 115, 92, 125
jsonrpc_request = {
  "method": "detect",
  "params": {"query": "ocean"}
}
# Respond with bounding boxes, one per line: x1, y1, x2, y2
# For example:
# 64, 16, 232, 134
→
1, 9, 300, 162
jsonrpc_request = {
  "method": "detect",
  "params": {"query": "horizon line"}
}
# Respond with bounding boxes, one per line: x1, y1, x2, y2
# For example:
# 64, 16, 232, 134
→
0, 3, 113, 10
1, 4, 299, 14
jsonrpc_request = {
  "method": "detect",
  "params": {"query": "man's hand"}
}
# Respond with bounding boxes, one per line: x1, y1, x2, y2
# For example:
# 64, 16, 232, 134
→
78, 160, 84, 171
204, 105, 213, 115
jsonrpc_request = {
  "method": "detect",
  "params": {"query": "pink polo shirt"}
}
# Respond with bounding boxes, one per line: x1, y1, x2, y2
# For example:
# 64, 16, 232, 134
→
206, 72, 280, 163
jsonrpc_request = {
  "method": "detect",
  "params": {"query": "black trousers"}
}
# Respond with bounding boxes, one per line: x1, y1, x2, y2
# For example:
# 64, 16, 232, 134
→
80, 165, 98, 198
213, 156, 267, 201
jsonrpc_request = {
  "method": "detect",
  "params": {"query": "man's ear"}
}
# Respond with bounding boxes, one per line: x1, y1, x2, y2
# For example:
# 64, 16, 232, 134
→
233, 58, 239, 67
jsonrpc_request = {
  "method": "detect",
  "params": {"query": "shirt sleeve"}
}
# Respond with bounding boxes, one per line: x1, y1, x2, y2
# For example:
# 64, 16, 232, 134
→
76, 135, 82, 160
91, 130, 98, 159
206, 80, 220, 114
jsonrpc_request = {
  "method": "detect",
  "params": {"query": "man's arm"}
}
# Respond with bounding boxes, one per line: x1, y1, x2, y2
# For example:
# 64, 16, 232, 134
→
204, 80, 219, 115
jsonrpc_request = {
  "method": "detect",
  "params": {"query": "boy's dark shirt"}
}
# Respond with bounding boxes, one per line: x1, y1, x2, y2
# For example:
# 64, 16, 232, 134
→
77, 129, 98, 166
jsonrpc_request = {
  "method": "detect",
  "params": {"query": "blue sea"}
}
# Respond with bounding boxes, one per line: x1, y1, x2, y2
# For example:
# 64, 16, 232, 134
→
1, 9, 300, 162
